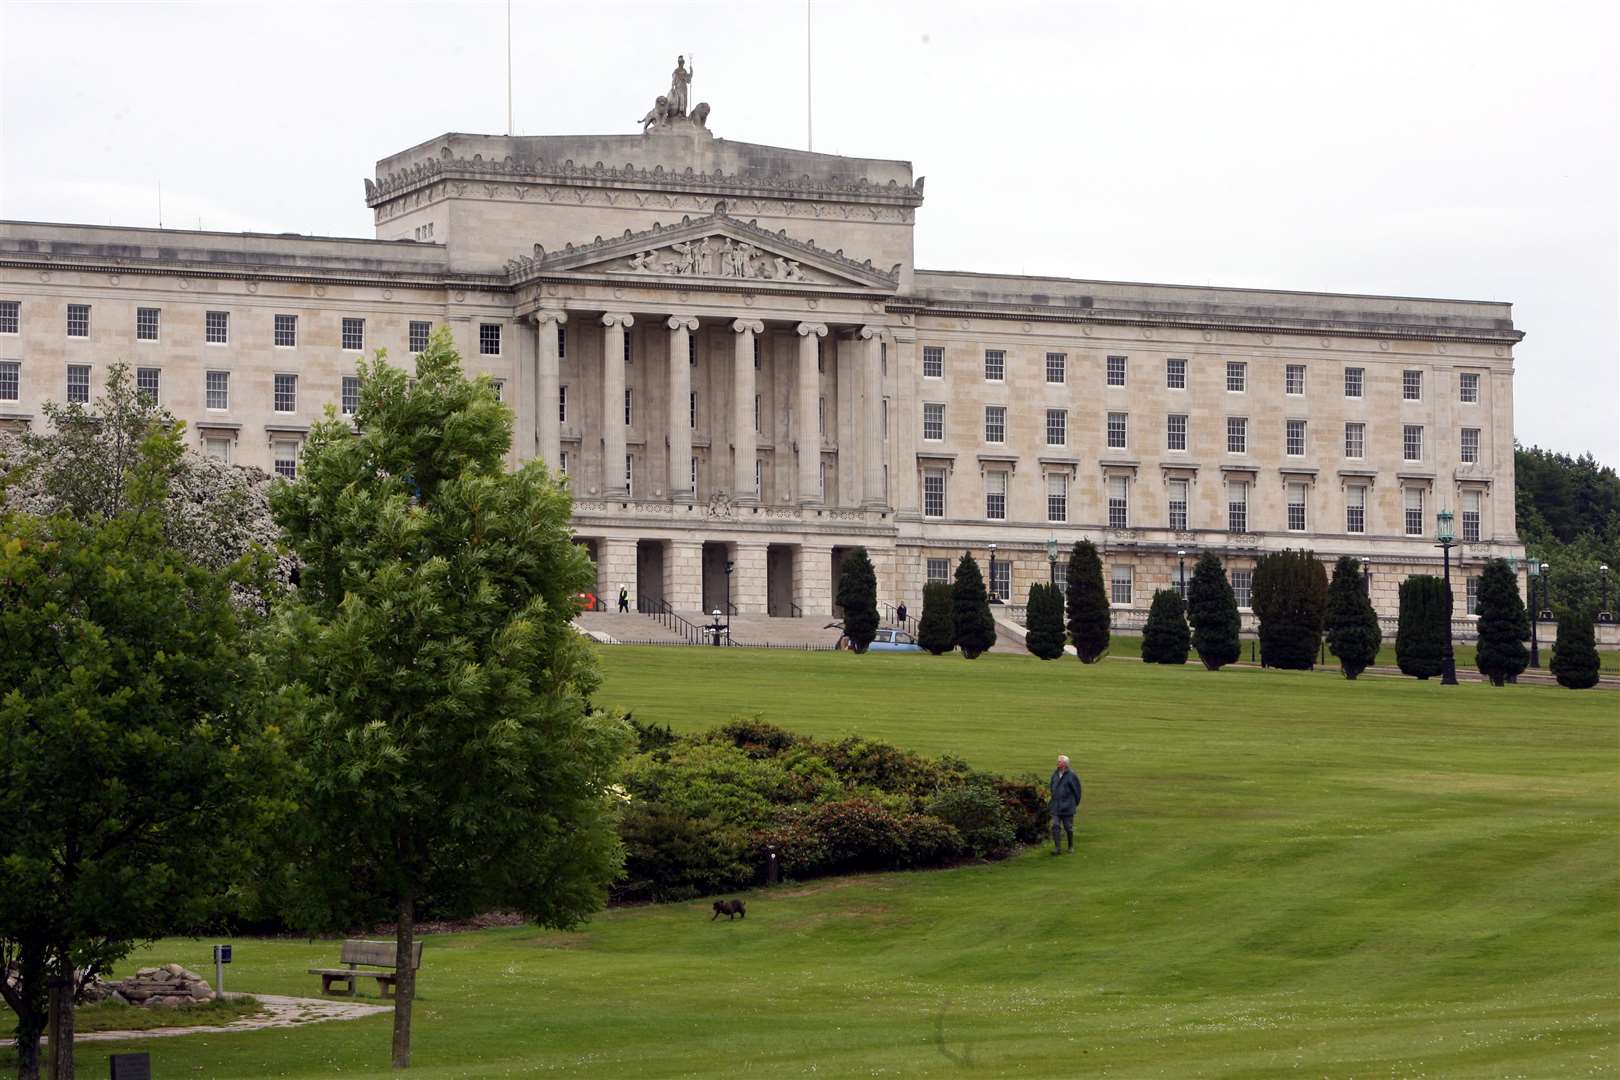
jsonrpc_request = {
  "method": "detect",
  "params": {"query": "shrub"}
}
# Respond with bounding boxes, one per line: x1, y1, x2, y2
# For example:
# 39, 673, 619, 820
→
1187, 553, 1241, 671
836, 546, 880, 653
1396, 575, 1449, 679
992, 777, 1051, 844
624, 742, 794, 829
1324, 555, 1381, 680
1065, 540, 1111, 662
924, 783, 1017, 857
1550, 609, 1600, 689
1024, 582, 1066, 660
626, 713, 677, 752
917, 581, 957, 655
709, 717, 800, 757
614, 804, 752, 903
894, 814, 966, 868
1474, 558, 1529, 686
817, 737, 954, 799
1141, 588, 1190, 664
953, 553, 996, 659
796, 799, 905, 874
1252, 550, 1329, 669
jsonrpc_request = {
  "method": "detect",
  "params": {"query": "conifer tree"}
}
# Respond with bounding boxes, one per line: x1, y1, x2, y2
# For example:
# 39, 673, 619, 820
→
835, 546, 880, 653
1474, 558, 1529, 686
952, 553, 997, 659
1324, 555, 1381, 679
1140, 588, 1191, 664
1025, 583, 1067, 660
1186, 552, 1241, 671
1396, 575, 1450, 679
1550, 608, 1601, 689
1065, 540, 1110, 663
1251, 550, 1330, 669
917, 581, 957, 655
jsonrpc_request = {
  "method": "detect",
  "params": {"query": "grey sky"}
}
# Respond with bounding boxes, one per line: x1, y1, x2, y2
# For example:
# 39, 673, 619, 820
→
3, 0, 1615, 466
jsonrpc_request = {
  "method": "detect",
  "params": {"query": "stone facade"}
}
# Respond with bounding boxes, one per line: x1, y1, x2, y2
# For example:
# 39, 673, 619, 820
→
0, 64, 1525, 621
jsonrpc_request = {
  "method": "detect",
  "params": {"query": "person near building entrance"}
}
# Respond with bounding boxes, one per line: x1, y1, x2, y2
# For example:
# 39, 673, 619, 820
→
896, 600, 908, 626
1049, 754, 1082, 855
618, 584, 630, 613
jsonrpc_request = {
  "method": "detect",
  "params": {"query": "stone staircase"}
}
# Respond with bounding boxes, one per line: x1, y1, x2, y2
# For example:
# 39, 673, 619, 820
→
676, 613, 844, 649
574, 610, 691, 646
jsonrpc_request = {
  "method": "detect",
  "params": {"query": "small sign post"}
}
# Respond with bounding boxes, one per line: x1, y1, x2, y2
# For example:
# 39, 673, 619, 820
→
109, 1052, 151, 1080
212, 944, 232, 1000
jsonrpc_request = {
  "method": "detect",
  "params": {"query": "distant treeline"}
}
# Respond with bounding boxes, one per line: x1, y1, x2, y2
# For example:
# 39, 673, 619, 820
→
1515, 445, 1620, 616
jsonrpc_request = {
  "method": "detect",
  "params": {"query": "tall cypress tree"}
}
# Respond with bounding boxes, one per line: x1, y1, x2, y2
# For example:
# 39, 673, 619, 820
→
1474, 558, 1529, 686
917, 581, 957, 655
835, 546, 880, 653
953, 553, 997, 660
1251, 550, 1329, 670
1396, 575, 1450, 679
1140, 588, 1191, 664
1550, 608, 1601, 689
1065, 540, 1110, 663
1025, 583, 1066, 660
1324, 555, 1381, 679
1186, 552, 1241, 671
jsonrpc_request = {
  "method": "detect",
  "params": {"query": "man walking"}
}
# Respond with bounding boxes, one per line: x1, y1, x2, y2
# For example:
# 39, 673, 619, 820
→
617, 584, 630, 613
1049, 754, 1082, 855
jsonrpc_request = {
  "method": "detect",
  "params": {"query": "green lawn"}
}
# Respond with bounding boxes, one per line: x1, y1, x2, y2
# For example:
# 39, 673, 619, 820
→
1093, 631, 1620, 673
55, 648, 1618, 1078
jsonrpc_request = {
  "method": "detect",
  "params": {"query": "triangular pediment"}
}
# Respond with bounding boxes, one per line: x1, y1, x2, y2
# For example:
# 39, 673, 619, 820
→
505, 207, 899, 291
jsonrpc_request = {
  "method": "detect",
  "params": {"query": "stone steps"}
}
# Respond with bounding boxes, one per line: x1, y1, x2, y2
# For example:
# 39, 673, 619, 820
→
574, 611, 691, 645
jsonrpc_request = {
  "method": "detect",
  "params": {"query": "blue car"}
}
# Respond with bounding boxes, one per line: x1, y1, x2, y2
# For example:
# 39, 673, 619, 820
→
865, 628, 923, 652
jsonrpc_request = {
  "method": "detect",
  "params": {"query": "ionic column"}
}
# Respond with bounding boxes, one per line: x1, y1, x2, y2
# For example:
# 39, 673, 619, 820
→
601, 313, 633, 497
667, 315, 698, 502
533, 309, 567, 470
859, 326, 885, 508
796, 322, 828, 506
732, 318, 764, 502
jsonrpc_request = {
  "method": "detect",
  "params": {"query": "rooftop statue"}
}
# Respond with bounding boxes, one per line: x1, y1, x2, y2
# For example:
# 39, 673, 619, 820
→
638, 55, 709, 133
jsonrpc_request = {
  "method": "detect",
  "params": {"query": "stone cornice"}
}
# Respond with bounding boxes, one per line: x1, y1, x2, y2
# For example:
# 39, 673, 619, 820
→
0, 253, 507, 294
365, 150, 926, 210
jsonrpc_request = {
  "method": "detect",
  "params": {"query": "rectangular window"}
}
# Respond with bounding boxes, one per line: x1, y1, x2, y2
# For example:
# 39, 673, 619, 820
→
491, 379, 504, 403
985, 470, 1007, 520
1168, 478, 1188, 531
341, 375, 361, 415
990, 560, 1011, 602
923, 469, 946, 518
1462, 489, 1482, 542
1404, 486, 1425, 536
817, 340, 825, 374
1045, 408, 1067, 447
752, 338, 759, 369
1286, 418, 1307, 457
926, 557, 951, 585
984, 349, 1005, 382
480, 323, 502, 356
557, 325, 567, 358
136, 307, 160, 341
693, 390, 700, 429
274, 313, 297, 347
342, 317, 365, 351
624, 387, 634, 426
922, 346, 944, 378
1166, 358, 1186, 390
1053, 562, 1069, 590
1286, 481, 1307, 532
1225, 361, 1246, 393
1231, 569, 1253, 609
1344, 366, 1363, 398
1106, 355, 1127, 387
66, 364, 89, 403
1110, 565, 1133, 606
752, 393, 759, 432
984, 405, 1006, 444
67, 304, 90, 338
0, 300, 17, 335
559, 451, 569, 476
1047, 472, 1068, 523
623, 332, 633, 366
1403, 424, 1424, 462
1167, 413, 1188, 452
135, 367, 159, 403
206, 370, 229, 410
1227, 480, 1249, 532
626, 455, 634, 497
1459, 372, 1480, 403
205, 310, 229, 344
409, 320, 430, 353
204, 436, 231, 463
818, 396, 826, 436
1346, 484, 1366, 534
1402, 369, 1423, 401
691, 456, 699, 491
1460, 427, 1480, 464
922, 402, 944, 441
1045, 352, 1066, 384
882, 398, 889, 441
551, 385, 565, 426
690, 335, 698, 366
1466, 576, 1481, 616
1107, 475, 1129, 529
1345, 422, 1365, 459
1106, 411, 1127, 450
274, 373, 297, 413
754, 458, 762, 495
0, 361, 17, 401
273, 440, 299, 480
1285, 364, 1306, 395
1227, 416, 1248, 454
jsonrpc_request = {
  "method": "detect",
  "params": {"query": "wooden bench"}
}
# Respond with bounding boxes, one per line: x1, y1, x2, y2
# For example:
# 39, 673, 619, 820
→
308, 939, 423, 998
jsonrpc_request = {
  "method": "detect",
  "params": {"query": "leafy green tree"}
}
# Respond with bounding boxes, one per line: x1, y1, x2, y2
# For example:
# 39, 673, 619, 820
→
0, 424, 275, 1080
1252, 550, 1329, 669
1024, 583, 1066, 660
835, 546, 879, 653
952, 553, 996, 659
1186, 553, 1241, 671
1140, 589, 1190, 664
1396, 575, 1450, 679
1549, 608, 1601, 689
266, 330, 629, 1069
1064, 540, 1110, 663
917, 582, 956, 655
1474, 558, 1529, 686
1324, 555, 1381, 679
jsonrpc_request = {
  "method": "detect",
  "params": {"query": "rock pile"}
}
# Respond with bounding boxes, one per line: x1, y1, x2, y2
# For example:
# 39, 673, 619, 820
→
111, 964, 214, 1007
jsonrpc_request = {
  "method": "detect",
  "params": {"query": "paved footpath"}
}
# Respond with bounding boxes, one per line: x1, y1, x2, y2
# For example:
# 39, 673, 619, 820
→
71, 994, 389, 1043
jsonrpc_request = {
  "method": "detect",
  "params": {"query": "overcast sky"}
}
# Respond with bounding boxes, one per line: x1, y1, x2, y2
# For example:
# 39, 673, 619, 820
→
3, 0, 1615, 466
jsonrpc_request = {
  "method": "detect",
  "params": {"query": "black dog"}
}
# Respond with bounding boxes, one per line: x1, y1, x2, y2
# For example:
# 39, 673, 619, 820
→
711, 899, 746, 921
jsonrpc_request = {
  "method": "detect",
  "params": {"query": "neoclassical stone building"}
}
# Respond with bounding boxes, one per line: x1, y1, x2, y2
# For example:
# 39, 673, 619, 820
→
0, 65, 1524, 621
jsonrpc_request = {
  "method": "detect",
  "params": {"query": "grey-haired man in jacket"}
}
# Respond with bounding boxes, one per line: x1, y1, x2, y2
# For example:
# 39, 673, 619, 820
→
1049, 755, 1082, 855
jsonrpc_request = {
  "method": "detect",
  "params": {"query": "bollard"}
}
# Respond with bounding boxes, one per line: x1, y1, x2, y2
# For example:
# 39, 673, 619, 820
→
766, 845, 779, 885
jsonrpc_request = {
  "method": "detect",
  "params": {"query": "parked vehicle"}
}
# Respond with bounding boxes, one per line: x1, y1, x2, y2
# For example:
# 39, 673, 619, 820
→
865, 628, 924, 653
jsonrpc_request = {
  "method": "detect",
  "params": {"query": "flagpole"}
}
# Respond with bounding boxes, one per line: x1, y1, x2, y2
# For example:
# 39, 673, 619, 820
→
806, 0, 813, 150
506, 0, 513, 135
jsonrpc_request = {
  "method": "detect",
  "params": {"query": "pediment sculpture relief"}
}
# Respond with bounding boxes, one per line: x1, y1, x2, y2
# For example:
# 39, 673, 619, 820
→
624, 236, 817, 282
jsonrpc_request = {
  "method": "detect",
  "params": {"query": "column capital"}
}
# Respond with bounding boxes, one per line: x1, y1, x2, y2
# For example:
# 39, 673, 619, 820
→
796, 322, 828, 338
602, 312, 635, 329
731, 318, 765, 334
667, 314, 699, 332
529, 309, 568, 326
858, 325, 883, 340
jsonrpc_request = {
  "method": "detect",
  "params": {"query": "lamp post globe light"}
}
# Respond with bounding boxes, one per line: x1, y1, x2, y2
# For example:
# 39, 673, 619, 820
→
1360, 555, 1371, 598
988, 542, 998, 604
709, 608, 725, 647
1047, 536, 1059, 586
1436, 509, 1458, 686
1177, 547, 1187, 600
1601, 563, 1612, 622
1527, 560, 1541, 668
723, 559, 734, 641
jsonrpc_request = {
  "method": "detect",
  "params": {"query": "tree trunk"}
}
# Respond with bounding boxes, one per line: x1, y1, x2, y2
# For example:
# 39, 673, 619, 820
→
390, 891, 415, 1069
3, 945, 45, 1080
46, 975, 73, 1080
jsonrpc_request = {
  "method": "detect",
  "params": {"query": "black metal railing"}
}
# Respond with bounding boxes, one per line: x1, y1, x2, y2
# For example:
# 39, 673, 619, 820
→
640, 597, 709, 646
879, 602, 917, 635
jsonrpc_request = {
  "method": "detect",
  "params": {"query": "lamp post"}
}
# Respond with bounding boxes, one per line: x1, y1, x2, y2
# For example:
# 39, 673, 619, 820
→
1177, 547, 1187, 601
1047, 537, 1058, 586
1436, 509, 1458, 685
1527, 560, 1541, 668
988, 542, 999, 604
723, 559, 734, 642
1360, 556, 1371, 599
1601, 563, 1612, 622
708, 608, 725, 647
